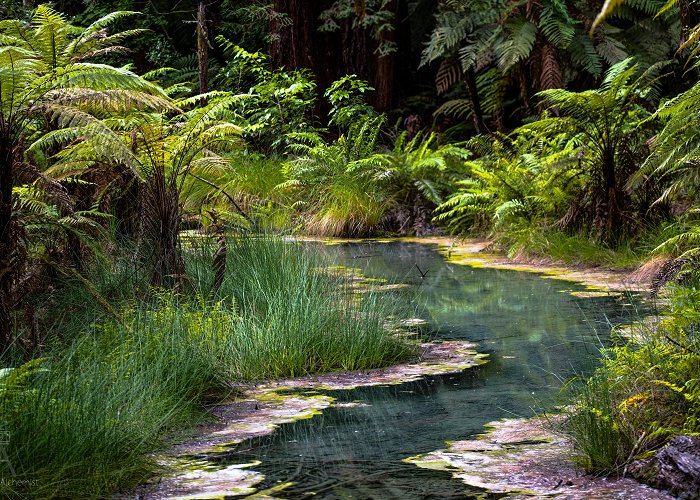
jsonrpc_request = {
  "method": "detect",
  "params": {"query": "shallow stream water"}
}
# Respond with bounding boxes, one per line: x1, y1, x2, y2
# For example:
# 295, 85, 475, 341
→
207, 241, 644, 499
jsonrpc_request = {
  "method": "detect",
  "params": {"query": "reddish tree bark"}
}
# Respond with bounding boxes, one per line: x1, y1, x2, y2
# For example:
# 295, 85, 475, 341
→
270, 0, 406, 114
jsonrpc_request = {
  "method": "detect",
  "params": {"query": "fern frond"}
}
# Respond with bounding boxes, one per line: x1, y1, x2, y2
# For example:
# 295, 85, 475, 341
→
497, 18, 537, 69
436, 58, 461, 95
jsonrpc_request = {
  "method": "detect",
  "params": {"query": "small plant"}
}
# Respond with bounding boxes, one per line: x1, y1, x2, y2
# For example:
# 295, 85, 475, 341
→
325, 75, 377, 129
215, 39, 318, 152
564, 369, 630, 473
283, 116, 390, 236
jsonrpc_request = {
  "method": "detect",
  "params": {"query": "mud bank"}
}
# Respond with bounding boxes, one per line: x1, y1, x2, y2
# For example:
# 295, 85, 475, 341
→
399, 236, 652, 292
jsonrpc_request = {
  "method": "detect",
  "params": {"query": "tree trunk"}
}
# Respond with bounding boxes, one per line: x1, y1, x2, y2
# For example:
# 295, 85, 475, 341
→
0, 133, 15, 351
370, 0, 397, 112
270, 1, 327, 72
271, 0, 336, 117
270, 0, 403, 115
680, 0, 700, 46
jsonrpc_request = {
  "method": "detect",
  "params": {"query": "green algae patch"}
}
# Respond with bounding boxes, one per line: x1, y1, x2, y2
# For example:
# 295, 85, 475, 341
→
293, 236, 395, 246
567, 290, 622, 298
323, 264, 411, 294
253, 340, 487, 392
407, 417, 673, 499
207, 393, 335, 445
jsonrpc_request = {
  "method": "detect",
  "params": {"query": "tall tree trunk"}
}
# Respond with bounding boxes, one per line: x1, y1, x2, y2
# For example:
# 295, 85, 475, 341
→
270, 0, 403, 115
270, 1, 326, 72
0, 133, 15, 351
197, 1, 209, 94
680, 0, 700, 46
371, 0, 397, 112
131, 0, 149, 73
271, 0, 335, 117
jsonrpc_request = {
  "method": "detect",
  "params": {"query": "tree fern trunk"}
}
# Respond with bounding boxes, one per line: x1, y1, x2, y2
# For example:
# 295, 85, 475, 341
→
465, 67, 486, 134
602, 148, 618, 243
0, 132, 15, 350
147, 167, 184, 290
197, 1, 209, 94
212, 224, 226, 294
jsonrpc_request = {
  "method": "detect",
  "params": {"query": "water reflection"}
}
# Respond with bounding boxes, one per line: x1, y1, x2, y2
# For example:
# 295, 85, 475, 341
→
209, 241, 644, 498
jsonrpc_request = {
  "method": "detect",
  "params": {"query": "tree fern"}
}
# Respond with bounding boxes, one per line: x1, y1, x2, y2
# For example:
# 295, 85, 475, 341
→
539, 0, 576, 48
0, 4, 170, 347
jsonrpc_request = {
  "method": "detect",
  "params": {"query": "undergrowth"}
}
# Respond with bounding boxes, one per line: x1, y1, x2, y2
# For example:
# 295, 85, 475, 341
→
498, 223, 684, 269
565, 284, 700, 474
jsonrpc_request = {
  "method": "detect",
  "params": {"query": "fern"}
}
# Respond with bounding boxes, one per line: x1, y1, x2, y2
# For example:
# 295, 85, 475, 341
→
568, 33, 603, 76
497, 18, 537, 70
436, 58, 462, 95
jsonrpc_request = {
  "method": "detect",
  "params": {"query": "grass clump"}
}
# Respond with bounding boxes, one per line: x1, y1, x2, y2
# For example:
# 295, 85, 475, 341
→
565, 285, 700, 474
192, 235, 416, 379
0, 235, 415, 498
0, 294, 232, 498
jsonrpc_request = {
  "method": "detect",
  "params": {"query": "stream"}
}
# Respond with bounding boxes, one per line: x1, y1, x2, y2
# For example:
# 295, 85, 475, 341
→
193, 240, 645, 499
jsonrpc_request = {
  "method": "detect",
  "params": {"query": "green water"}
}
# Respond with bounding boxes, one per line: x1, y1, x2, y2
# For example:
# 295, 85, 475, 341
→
209, 241, 643, 498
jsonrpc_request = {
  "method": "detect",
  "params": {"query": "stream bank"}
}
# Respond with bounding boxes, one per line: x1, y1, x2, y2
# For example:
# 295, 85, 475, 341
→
407, 416, 673, 499
137, 238, 654, 499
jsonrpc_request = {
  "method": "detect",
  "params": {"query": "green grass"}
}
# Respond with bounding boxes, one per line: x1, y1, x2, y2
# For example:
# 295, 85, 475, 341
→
500, 226, 680, 269
0, 300, 223, 498
494, 220, 698, 270
0, 235, 415, 498
563, 369, 631, 474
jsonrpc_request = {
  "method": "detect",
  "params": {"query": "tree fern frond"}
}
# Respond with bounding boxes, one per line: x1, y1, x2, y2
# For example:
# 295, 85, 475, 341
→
568, 33, 603, 76
594, 30, 629, 65
433, 99, 473, 120
539, 43, 562, 89
539, 1, 575, 48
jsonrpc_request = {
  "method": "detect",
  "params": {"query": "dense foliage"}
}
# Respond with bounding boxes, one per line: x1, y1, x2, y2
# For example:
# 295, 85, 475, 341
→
1, 0, 700, 497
